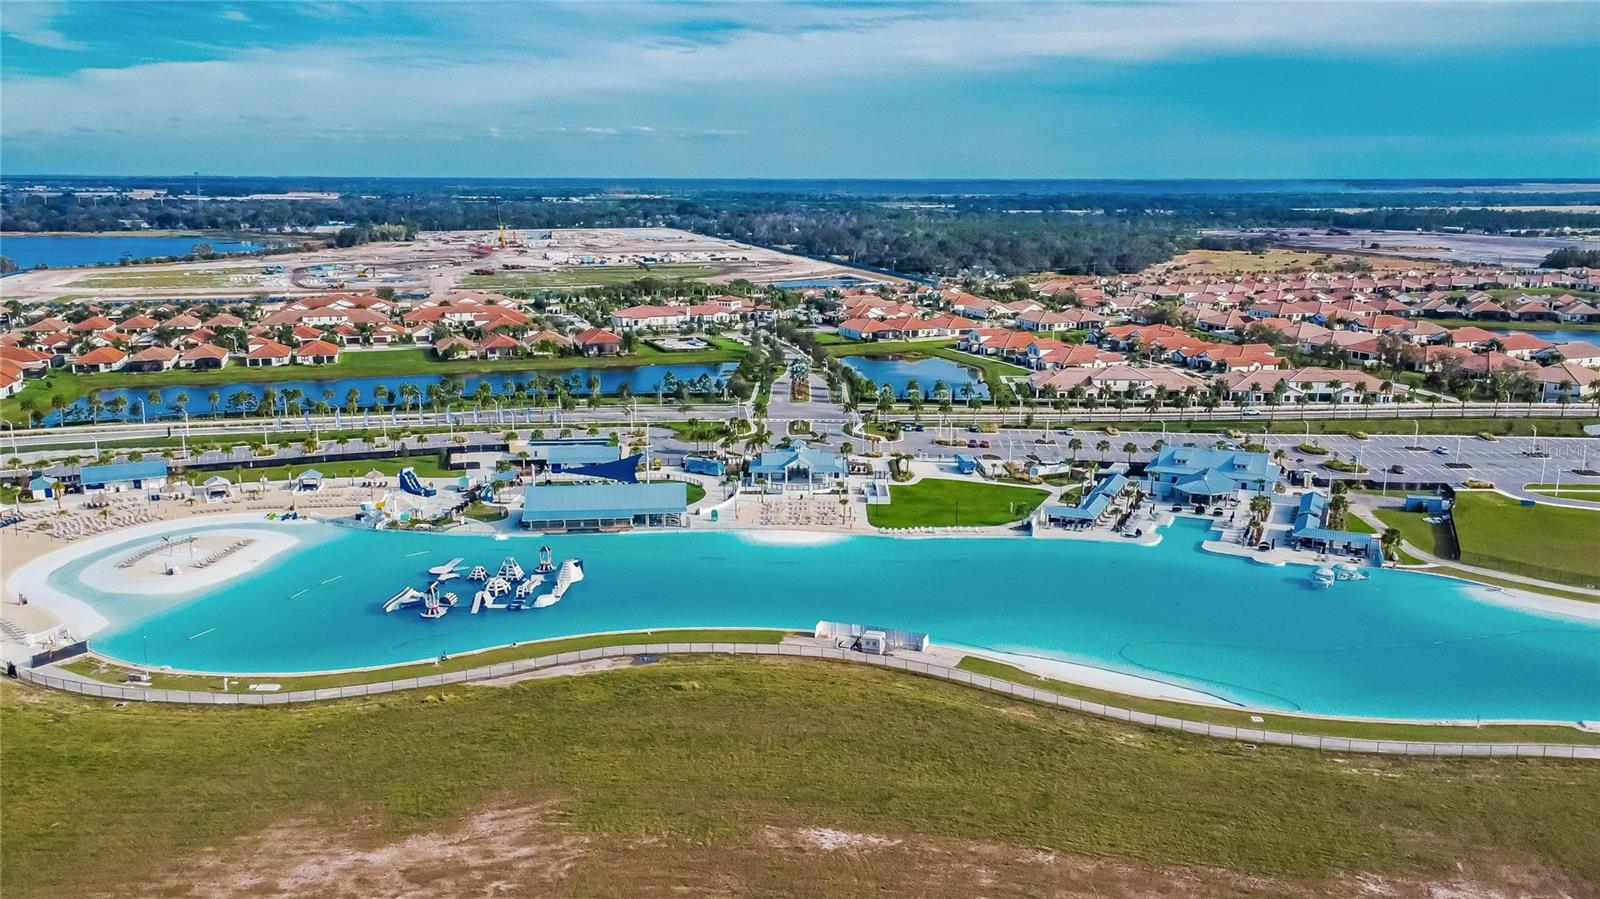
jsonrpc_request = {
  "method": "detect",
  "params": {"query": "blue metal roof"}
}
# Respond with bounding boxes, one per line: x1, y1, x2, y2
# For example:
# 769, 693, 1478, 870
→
522, 481, 686, 520
1148, 446, 1278, 484
749, 441, 846, 477
1173, 469, 1241, 496
1044, 473, 1127, 521
1292, 527, 1373, 546
79, 459, 169, 484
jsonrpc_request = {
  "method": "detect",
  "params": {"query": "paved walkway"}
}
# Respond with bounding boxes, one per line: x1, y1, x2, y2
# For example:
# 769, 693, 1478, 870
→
1348, 504, 1600, 600
17, 641, 1597, 759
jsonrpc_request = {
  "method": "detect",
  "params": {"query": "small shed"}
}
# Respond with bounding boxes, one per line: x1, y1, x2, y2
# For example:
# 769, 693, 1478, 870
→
1403, 494, 1450, 514
683, 456, 726, 477
953, 454, 978, 475
27, 476, 54, 500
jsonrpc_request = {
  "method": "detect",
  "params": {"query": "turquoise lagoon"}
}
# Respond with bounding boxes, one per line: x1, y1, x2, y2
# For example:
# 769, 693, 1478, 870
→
50, 518, 1600, 721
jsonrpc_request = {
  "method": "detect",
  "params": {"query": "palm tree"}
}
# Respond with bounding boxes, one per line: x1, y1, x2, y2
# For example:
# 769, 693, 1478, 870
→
207, 389, 221, 419
1249, 494, 1273, 523
1095, 438, 1111, 461
1380, 527, 1402, 563
1122, 441, 1137, 463
1067, 437, 1083, 461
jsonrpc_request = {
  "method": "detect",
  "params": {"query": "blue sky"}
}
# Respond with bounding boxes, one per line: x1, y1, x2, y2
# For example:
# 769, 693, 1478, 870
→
3, 1, 1597, 178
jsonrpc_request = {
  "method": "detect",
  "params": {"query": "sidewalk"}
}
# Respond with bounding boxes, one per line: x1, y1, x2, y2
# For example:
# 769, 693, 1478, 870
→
1349, 505, 1600, 601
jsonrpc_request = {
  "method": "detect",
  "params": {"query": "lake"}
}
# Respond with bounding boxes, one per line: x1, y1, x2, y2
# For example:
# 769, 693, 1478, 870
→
45, 363, 739, 424
1487, 327, 1598, 346
843, 354, 988, 400
0, 234, 265, 270
37, 518, 1600, 721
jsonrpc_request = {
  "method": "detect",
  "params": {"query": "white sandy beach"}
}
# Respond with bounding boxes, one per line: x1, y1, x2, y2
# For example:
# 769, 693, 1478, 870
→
4, 513, 315, 640
944, 644, 1234, 707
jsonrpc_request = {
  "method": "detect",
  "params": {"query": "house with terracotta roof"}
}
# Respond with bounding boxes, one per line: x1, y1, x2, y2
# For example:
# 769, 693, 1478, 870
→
574, 327, 624, 356
179, 343, 230, 370
1176, 343, 1282, 373
1493, 332, 1554, 360
432, 335, 476, 359
1534, 362, 1599, 401
293, 339, 341, 366
610, 304, 691, 331
72, 346, 127, 373
0, 361, 24, 399
70, 315, 117, 334
524, 329, 572, 352
1541, 341, 1600, 368
1223, 367, 1394, 405
126, 346, 179, 373
1558, 301, 1600, 323
475, 332, 521, 361
1027, 364, 1204, 400
243, 338, 292, 367
0, 345, 52, 380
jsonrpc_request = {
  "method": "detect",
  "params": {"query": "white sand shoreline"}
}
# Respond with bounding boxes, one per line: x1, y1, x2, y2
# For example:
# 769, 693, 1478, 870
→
5, 513, 314, 640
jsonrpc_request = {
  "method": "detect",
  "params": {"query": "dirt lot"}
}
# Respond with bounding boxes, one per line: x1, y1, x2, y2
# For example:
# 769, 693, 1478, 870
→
0, 227, 881, 305
132, 802, 1587, 899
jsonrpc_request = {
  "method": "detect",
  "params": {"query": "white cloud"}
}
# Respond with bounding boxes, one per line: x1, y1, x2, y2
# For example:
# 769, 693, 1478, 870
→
1, 1, 1593, 170
0, 1, 87, 50
220, 9, 250, 23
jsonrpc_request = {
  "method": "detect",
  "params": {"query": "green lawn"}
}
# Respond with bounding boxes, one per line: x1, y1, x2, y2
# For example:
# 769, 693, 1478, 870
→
1, 340, 747, 424
1372, 505, 1459, 560
928, 346, 1030, 389
1450, 491, 1600, 586
202, 453, 455, 485
460, 265, 719, 289
1425, 566, 1600, 604
867, 478, 1049, 528
683, 480, 707, 504
60, 628, 790, 693
823, 338, 957, 357
4, 658, 1598, 898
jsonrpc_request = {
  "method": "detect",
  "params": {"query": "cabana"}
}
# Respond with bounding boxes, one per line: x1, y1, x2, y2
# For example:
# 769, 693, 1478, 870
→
293, 469, 324, 492
1286, 492, 1378, 560
199, 475, 232, 502
1042, 473, 1128, 528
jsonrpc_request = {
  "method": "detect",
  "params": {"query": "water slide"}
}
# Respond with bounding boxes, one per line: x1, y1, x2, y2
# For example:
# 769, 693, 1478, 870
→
398, 467, 436, 497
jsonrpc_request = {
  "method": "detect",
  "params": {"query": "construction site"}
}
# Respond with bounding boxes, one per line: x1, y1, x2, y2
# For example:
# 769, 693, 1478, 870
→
0, 228, 881, 305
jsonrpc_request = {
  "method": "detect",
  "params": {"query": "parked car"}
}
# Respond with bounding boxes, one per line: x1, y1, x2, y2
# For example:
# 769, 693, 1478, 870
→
1389, 464, 1406, 474
1241, 407, 1261, 416
904, 422, 924, 432
1059, 427, 1076, 435
1432, 446, 1449, 455
978, 440, 991, 448
967, 439, 980, 448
